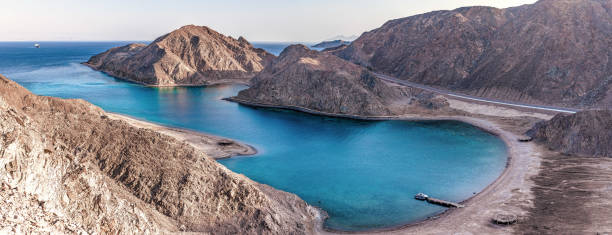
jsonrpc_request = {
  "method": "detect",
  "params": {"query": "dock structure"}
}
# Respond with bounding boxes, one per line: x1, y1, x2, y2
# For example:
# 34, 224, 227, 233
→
426, 197, 465, 208
415, 193, 464, 208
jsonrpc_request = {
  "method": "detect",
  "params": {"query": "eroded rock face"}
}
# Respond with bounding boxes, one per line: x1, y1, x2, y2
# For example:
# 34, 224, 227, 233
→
230, 45, 448, 116
84, 25, 275, 86
527, 110, 612, 157
0, 74, 317, 234
335, 0, 612, 108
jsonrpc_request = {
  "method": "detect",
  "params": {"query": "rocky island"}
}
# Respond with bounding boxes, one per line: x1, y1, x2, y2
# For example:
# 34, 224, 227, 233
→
0, 74, 318, 234
227, 44, 449, 117
311, 40, 350, 49
84, 25, 275, 86
334, 0, 612, 109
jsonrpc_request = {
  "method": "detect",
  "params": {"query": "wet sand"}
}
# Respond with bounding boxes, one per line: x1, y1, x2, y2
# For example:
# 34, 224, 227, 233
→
106, 113, 256, 159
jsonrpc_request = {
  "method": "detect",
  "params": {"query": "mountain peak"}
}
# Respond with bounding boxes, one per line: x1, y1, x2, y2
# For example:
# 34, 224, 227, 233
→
85, 25, 275, 86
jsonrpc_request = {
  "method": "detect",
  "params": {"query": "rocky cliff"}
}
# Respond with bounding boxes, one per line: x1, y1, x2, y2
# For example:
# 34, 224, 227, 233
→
84, 25, 275, 86
335, 0, 612, 108
0, 74, 317, 234
527, 110, 612, 157
228, 45, 448, 117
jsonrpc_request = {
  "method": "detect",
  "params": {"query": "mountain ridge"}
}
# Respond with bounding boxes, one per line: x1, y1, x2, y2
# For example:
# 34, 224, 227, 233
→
334, 0, 612, 109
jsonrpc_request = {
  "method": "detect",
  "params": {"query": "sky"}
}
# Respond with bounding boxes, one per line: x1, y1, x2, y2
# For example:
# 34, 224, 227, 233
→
0, 0, 537, 42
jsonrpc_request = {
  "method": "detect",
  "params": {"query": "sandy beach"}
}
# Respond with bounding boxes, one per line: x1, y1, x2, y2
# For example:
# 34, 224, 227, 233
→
106, 113, 256, 159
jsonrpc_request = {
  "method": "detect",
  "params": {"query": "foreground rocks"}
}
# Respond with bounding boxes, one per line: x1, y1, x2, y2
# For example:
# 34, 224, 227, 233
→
0, 74, 317, 234
84, 25, 275, 86
527, 110, 612, 157
229, 44, 449, 116
335, 0, 612, 109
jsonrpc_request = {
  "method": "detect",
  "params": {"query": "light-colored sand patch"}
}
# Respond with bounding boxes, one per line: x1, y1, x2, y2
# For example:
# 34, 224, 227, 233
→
299, 57, 321, 66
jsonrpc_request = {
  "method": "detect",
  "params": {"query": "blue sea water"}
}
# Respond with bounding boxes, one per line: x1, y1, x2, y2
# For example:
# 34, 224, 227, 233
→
0, 42, 507, 231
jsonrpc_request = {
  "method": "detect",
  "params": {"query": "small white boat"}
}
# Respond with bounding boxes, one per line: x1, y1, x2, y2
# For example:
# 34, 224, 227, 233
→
34, 43, 40, 48
415, 193, 429, 200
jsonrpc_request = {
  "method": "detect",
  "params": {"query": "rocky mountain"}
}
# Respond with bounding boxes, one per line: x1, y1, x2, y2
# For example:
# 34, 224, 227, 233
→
527, 110, 612, 157
84, 25, 275, 86
334, 0, 612, 109
312, 40, 350, 49
0, 74, 317, 234
228, 45, 448, 116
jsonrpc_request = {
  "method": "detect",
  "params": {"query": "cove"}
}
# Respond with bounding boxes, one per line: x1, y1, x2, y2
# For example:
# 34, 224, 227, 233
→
0, 42, 507, 231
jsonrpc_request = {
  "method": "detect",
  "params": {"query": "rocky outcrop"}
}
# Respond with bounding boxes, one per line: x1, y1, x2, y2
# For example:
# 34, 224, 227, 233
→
527, 110, 612, 157
84, 25, 275, 86
0, 74, 317, 234
335, 0, 612, 109
312, 40, 350, 49
228, 45, 448, 117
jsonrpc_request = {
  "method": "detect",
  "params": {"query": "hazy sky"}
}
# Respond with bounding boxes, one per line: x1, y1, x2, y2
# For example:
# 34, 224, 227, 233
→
1, 0, 537, 42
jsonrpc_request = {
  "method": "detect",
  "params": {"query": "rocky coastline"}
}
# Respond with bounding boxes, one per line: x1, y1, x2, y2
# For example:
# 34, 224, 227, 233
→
5, 0, 612, 233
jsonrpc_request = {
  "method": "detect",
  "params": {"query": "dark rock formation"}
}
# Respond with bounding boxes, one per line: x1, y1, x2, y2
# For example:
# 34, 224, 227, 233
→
229, 45, 448, 116
527, 110, 612, 157
312, 40, 350, 49
0, 74, 317, 234
84, 25, 275, 86
335, 0, 612, 109
322, 44, 349, 53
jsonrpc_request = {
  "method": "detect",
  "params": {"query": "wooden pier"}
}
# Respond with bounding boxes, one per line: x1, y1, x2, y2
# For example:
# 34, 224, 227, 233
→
426, 197, 464, 208
415, 193, 464, 208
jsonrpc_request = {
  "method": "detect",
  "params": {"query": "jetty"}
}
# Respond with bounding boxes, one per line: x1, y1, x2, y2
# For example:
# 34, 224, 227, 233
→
415, 193, 464, 208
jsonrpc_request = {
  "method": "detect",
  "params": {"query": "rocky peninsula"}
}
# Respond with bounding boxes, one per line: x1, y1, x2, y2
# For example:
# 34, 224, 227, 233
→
0, 74, 318, 234
84, 25, 275, 86
228, 44, 450, 117
334, 0, 612, 109
312, 40, 350, 49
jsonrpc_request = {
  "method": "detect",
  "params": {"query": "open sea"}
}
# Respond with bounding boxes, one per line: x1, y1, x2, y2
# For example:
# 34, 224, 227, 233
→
0, 41, 507, 231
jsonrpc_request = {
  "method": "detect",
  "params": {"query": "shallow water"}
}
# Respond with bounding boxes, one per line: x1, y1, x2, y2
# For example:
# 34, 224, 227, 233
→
0, 42, 507, 231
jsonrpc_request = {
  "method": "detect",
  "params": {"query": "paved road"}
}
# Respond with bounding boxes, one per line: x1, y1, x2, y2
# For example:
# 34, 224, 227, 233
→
373, 72, 579, 114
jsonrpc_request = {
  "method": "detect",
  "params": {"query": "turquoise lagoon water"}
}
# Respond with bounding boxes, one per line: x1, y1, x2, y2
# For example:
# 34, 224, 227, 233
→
0, 42, 507, 231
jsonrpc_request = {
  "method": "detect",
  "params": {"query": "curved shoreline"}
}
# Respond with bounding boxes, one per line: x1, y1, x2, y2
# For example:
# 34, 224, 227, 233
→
319, 116, 515, 234
225, 97, 538, 234
99, 95, 538, 234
